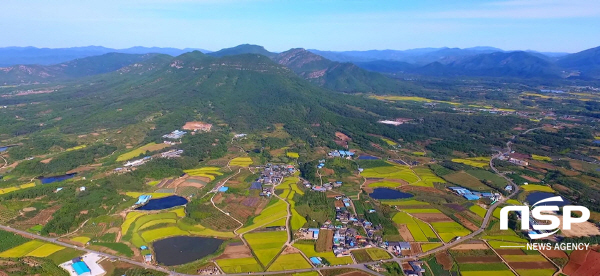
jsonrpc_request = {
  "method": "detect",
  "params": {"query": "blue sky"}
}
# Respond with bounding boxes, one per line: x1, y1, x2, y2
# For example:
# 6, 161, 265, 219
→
1, 0, 599, 53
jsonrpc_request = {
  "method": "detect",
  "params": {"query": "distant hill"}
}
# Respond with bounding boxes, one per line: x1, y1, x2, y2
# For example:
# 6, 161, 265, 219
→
356, 51, 566, 79
272, 48, 418, 93
557, 46, 600, 78
0, 53, 169, 85
309, 46, 505, 64
0, 46, 208, 66
208, 44, 276, 58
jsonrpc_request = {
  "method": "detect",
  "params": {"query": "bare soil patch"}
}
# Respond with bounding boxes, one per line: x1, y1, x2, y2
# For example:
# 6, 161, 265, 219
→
397, 224, 414, 242
496, 249, 525, 255
444, 203, 467, 212
435, 251, 453, 270
412, 213, 453, 223
557, 215, 600, 237
215, 244, 253, 259
521, 175, 541, 183
18, 205, 61, 227
40, 158, 53, 164
564, 250, 600, 276
454, 213, 479, 231
455, 256, 501, 263
316, 229, 333, 252
453, 243, 488, 250
540, 249, 568, 258
281, 245, 300, 255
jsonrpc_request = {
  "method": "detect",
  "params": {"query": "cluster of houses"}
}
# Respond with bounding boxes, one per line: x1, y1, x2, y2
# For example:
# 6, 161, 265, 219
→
309, 181, 343, 192
251, 163, 296, 197
448, 187, 500, 201
328, 150, 355, 158
162, 130, 187, 140
498, 152, 531, 166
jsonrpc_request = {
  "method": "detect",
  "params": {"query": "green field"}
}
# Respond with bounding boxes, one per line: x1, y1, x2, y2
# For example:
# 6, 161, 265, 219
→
141, 226, 189, 242
531, 155, 552, 161
293, 243, 353, 265
230, 157, 253, 167
365, 248, 391, 260
26, 243, 65, 257
216, 257, 263, 273
413, 166, 446, 187
466, 169, 508, 188
451, 157, 490, 168
267, 253, 312, 271
71, 236, 91, 244
459, 262, 511, 271
502, 255, 547, 262
420, 243, 442, 252
0, 240, 46, 257
286, 152, 299, 158
443, 171, 489, 191
360, 163, 419, 183
381, 199, 430, 206
520, 185, 555, 192
469, 205, 487, 218
245, 231, 287, 266
117, 142, 169, 162
0, 182, 36, 195
487, 241, 527, 249
183, 167, 224, 180
483, 235, 528, 243
392, 212, 437, 242
368, 181, 402, 188
402, 208, 442, 214
239, 199, 288, 233
430, 222, 471, 242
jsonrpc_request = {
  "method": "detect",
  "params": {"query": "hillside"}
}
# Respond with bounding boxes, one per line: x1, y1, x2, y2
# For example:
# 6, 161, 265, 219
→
0, 53, 169, 85
272, 48, 419, 93
557, 46, 600, 78
0, 51, 409, 138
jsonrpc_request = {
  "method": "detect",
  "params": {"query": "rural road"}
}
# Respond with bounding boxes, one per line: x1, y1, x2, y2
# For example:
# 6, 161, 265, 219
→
0, 128, 535, 276
0, 154, 7, 169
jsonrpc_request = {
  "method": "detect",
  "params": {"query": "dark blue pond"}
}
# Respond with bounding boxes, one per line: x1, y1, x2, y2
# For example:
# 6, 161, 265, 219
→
39, 173, 76, 184
526, 192, 570, 207
369, 188, 414, 200
154, 236, 223, 266
0, 147, 7, 152
136, 195, 188, 210
358, 155, 380, 160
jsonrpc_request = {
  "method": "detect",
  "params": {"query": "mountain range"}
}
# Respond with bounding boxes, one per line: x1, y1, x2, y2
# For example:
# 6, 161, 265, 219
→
0, 46, 210, 66
1, 44, 599, 87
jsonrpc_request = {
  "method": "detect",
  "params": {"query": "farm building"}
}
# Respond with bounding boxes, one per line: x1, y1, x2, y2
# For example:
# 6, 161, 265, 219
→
135, 195, 151, 205
505, 185, 513, 191
71, 261, 91, 276
463, 194, 480, 200
308, 228, 320, 239
162, 130, 187, 139
309, 257, 323, 266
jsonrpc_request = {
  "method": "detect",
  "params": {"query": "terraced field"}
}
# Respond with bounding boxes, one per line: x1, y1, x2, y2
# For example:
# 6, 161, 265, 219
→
0, 182, 36, 195
520, 184, 555, 192
412, 167, 446, 187
238, 198, 288, 233
360, 163, 419, 183
0, 240, 65, 258
183, 167, 224, 180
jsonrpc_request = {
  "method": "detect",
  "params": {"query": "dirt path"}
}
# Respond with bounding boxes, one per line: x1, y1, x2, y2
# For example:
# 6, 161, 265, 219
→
208, 168, 245, 235
59, 218, 90, 238
0, 155, 7, 169
272, 177, 292, 245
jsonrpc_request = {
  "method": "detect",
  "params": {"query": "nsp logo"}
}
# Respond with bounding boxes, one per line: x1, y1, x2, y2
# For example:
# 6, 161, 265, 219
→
500, 196, 590, 239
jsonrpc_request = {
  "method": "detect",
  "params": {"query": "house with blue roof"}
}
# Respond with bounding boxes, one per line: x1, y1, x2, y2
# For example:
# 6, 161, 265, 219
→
309, 257, 323, 266
71, 261, 91, 276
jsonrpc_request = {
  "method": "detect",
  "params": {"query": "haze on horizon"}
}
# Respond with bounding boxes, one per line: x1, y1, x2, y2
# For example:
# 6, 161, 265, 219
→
1, 0, 599, 53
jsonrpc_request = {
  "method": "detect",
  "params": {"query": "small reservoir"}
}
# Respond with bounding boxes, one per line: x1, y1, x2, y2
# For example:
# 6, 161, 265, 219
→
153, 236, 223, 266
39, 173, 77, 184
136, 195, 188, 210
369, 188, 414, 200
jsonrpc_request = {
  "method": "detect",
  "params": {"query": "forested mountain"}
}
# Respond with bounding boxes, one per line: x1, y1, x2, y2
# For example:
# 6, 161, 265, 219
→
0, 53, 169, 85
0, 46, 207, 66
356, 51, 572, 79
207, 44, 276, 58
557, 46, 600, 78
272, 48, 419, 93
0, 51, 416, 142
